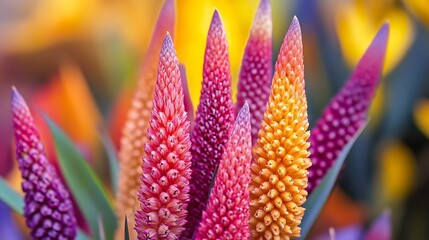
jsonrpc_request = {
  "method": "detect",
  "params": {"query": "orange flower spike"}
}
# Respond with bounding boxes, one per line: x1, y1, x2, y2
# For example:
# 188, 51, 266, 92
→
116, 0, 175, 238
250, 17, 311, 240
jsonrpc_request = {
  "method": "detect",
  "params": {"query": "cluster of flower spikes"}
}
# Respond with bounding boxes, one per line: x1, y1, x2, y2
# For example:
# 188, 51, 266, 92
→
11, 87, 77, 240
134, 34, 192, 240
306, 23, 389, 194
184, 10, 235, 238
115, 0, 175, 238
195, 103, 252, 239
249, 16, 311, 240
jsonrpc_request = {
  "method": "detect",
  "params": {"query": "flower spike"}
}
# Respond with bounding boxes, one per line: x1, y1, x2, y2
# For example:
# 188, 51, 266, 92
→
250, 17, 311, 239
116, 0, 175, 238
236, 0, 272, 145
195, 103, 252, 240
11, 87, 77, 240
184, 10, 235, 237
134, 34, 192, 240
307, 23, 389, 193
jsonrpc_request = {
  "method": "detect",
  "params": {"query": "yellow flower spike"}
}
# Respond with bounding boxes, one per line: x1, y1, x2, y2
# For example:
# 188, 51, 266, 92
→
336, 0, 414, 74
250, 17, 311, 240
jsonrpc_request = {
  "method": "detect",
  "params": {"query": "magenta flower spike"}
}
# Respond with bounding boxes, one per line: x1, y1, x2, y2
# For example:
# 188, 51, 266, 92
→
236, 0, 272, 145
184, 10, 235, 237
134, 34, 192, 240
195, 103, 252, 240
11, 87, 77, 240
307, 24, 389, 193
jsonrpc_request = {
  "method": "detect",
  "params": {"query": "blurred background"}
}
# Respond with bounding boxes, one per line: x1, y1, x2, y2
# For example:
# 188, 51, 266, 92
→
0, 0, 428, 239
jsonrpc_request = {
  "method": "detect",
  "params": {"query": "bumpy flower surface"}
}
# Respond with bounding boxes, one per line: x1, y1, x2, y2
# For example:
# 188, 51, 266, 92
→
236, 0, 272, 145
195, 103, 252, 240
135, 35, 192, 240
116, 0, 175, 238
12, 87, 77, 240
307, 24, 389, 193
249, 17, 311, 240
185, 10, 234, 237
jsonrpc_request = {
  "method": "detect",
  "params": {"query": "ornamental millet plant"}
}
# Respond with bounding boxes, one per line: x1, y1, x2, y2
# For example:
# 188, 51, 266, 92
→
6, 0, 390, 239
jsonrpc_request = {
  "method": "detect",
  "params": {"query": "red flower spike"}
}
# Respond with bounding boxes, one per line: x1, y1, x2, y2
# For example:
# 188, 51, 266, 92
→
307, 23, 389, 194
11, 87, 77, 240
236, 0, 272, 145
134, 34, 192, 240
184, 10, 235, 237
195, 103, 252, 240
116, 0, 175, 238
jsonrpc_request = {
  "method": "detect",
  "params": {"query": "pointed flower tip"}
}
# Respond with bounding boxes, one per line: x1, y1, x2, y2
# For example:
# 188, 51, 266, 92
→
11, 87, 27, 110
290, 16, 301, 32
369, 22, 389, 53
161, 33, 175, 54
237, 102, 251, 124
258, 0, 271, 13
211, 9, 223, 29
354, 22, 389, 80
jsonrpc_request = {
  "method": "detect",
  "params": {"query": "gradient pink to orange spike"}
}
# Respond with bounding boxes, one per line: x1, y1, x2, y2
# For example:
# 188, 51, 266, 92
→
195, 103, 252, 240
115, 0, 175, 238
134, 34, 192, 240
307, 24, 389, 194
250, 17, 311, 239
184, 10, 235, 238
236, 0, 272, 146
11, 88, 77, 240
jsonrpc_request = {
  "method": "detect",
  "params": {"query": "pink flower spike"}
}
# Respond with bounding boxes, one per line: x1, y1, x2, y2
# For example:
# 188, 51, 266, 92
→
179, 64, 194, 123
307, 23, 389, 193
116, 0, 175, 238
236, 0, 272, 145
185, 10, 234, 237
134, 34, 192, 240
195, 103, 252, 240
11, 87, 77, 240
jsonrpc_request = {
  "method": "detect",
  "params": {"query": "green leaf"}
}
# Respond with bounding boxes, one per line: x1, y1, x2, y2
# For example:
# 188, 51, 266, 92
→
97, 126, 120, 194
0, 177, 24, 214
298, 122, 368, 240
0, 177, 90, 239
44, 114, 117, 240
76, 230, 90, 240
124, 215, 130, 240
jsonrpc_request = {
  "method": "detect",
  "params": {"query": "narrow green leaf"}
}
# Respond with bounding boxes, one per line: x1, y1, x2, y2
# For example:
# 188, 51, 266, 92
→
298, 122, 368, 240
44, 114, 117, 240
98, 126, 120, 194
124, 215, 130, 240
0, 177, 24, 214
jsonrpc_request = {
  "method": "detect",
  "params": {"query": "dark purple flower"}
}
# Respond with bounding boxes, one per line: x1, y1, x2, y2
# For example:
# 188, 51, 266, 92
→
11, 87, 77, 240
